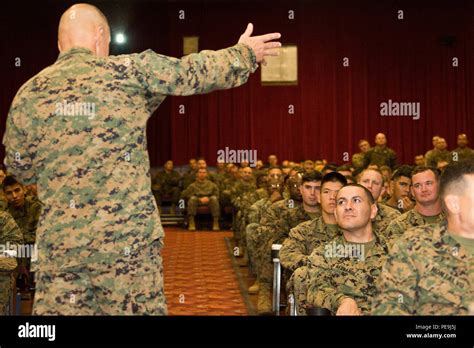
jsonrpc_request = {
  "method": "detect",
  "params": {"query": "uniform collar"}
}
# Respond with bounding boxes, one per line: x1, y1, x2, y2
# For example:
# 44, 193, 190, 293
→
57, 47, 94, 61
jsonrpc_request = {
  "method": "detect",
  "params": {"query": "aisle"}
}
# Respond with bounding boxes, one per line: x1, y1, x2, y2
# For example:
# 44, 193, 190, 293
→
162, 227, 248, 315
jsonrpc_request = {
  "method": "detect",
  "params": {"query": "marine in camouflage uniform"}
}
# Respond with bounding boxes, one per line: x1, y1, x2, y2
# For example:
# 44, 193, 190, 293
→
425, 149, 450, 168
307, 232, 389, 315
384, 208, 446, 246
2, 4, 262, 314
280, 217, 340, 315
6, 196, 42, 245
181, 169, 220, 230
372, 220, 473, 315
364, 146, 397, 169
0, 211, 24, 315
152, 163, 181, 211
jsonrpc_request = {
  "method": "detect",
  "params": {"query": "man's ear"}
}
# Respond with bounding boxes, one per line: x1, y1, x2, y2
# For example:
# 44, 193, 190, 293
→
389, 181, 394, 196
443, 195, 460, 214
57, 41, 62, 52
370, 203, 378, 220
379, 185, 386, 200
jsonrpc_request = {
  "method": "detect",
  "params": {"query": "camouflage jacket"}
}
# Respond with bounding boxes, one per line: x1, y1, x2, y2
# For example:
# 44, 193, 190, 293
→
181, 179, 219, 199
451, 147, 474, 163
307, 232, 390, 314
152, 169, 180, 190
266, 200, 317, 244
280, 216, 340, 272
364, 146, 397, 169
3, 44, 257, 271
385, 208, 446, 244
425, 149, 450, 167
373, 203, 401, 237
7, 196, 42, 244
0, 211, 23, 271
247, 198, 272, 225
231, 180, 256, 207
371, 221, 473, 315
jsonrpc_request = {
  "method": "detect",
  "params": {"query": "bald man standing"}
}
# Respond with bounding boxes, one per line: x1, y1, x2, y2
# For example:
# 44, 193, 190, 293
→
363, 133, 397, 169
3, 3, 281, 315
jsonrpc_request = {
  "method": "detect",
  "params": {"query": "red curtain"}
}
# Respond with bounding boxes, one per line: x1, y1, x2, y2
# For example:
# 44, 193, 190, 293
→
1, 0, 472, 167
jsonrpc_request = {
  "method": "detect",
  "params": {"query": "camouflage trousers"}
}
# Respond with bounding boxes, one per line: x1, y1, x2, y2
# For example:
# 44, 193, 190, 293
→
187, 196, 220, 217
33, 241, 167, 315
153, 186, 181, 206
286, 266, 309, 316
0, 271, 15, 315
246, 225, 270, 277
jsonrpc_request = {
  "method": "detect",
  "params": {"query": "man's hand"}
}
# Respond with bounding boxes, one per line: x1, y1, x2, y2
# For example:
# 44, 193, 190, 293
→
400, 197, 415, 211
336, 298, 361, 316
200, 197, 210, 204
269, 190, 283, 203
238, 23, 281, 65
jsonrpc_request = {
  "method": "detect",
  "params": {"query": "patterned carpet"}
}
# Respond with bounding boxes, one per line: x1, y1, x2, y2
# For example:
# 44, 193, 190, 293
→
162, 227, 249, 315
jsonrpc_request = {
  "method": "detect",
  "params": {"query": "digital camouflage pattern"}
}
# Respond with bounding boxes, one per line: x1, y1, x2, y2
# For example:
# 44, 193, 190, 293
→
151, 169, 181, 206
384, 209, 446, 245
3, 43, 257, 314
280, 216, 340, 272
372, 203, 401, 236
181, 179, 220, 217
307, 232, 389, 315
425, 149, 450, 167
364, 146, 397, 169
0, 211, 23, 315
259, 202, 316, 283
372, 221, 473, 315
7, 196, 42, 244
450, 147, 474, 163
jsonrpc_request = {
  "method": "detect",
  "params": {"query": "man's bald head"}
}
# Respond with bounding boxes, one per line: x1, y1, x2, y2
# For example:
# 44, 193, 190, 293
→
58, 3, 110, 57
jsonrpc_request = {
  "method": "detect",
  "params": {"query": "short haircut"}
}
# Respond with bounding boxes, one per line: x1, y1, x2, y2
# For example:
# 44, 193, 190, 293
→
292, 166, 304, 173
3, 175, 21, 189
338, 183, 375, 204
440, 159, 474, 209
358, 139, 369, 145
391, 165, 413, 181
411, 166, 440, 181
321, 172, 347, 189
322, 164, 338, 173
302, 171, 323, 184
337, 164, 353, 172
379, 165, 392, 175
197, 167, 207, 172
358, 168, 385, 184
268, 166, 282, 172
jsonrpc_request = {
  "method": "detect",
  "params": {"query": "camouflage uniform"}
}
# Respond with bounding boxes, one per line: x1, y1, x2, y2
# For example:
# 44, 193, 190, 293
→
372, 203, 401, 236
181, 169, 196, 190
451, 147, 474, 163
7, 196, 42, 245
181, 179, 220, 217
372, 220, 473, 315
3, 43, 258, 314
425, 149, 450, 167
0, 211, 23, 315
307, 232, 389, 315
230, 179, 256, 233
234, 187, 268, 252
351, 152, 365, 171
245, 198, 273, 274
152, 169, 181, 207
258, 202, 317, 284
385, 209, 446, 247
280, 217, 340, 315
364, 146, 397, 169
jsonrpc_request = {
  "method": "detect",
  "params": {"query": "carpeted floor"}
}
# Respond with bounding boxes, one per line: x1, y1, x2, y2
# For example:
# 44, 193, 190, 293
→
162, 227, 250, 315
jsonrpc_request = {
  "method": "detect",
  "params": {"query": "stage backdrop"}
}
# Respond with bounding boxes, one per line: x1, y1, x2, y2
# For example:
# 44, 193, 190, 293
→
1, 0, 472, 167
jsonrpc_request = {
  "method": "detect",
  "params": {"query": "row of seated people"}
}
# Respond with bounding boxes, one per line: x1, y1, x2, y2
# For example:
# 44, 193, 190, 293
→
0, 166, 42, 315
230, 160, 473, 316
151, 132, 473, 226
